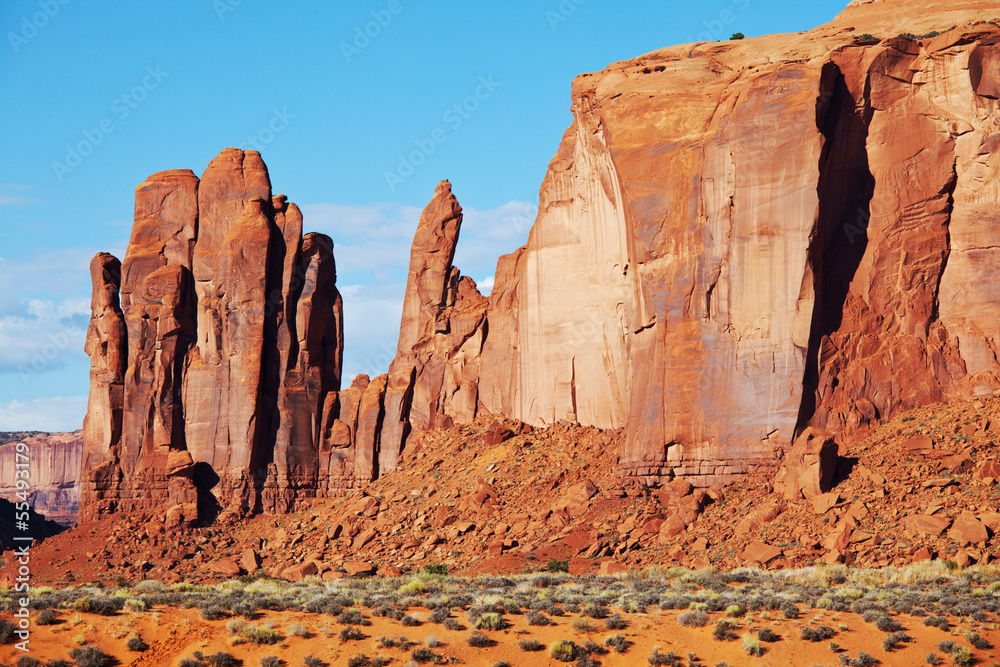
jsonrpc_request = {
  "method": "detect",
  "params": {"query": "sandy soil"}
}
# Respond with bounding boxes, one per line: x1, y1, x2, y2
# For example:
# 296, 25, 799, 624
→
4, 602, 999, 667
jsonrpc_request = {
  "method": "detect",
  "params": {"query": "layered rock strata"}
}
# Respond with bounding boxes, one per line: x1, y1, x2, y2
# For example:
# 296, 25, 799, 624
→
82, 149, 345, 523
81, 154, 482, 522
481, 6, 1000, 488
0, 431, 83, 525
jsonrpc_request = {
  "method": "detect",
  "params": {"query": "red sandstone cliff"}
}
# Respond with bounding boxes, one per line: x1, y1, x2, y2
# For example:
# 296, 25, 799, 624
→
81, 154, 482, 523
0, 431, 82, 525
481, 0, 1000, 489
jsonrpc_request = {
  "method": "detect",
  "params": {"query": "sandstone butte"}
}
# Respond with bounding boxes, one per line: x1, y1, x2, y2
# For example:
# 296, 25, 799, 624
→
70, 0, 1000, 529
0, 431, 81, 525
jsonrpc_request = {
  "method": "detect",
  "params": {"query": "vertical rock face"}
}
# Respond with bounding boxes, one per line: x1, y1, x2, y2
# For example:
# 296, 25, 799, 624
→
378, 181, 488, 474
0, 432, 83, 525
482, 4, 1000, 488
81, 149, 345, 523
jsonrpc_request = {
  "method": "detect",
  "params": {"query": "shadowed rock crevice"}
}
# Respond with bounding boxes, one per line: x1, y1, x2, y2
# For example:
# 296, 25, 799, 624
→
795, 59, 876, 439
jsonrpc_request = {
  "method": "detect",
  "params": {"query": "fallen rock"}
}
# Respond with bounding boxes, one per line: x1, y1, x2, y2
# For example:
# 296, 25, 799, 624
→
343, 561, 375, 576
948, 512, 989, 546
774, 428, 839, 501
903, 514, 952, 537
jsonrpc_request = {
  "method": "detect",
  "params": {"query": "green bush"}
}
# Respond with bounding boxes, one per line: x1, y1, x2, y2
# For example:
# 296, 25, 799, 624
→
730, 32, 745, 40
422, 564, 448, 576
549, 640, 577, 662
546, 559, 569, 573
68, 648, 115, 667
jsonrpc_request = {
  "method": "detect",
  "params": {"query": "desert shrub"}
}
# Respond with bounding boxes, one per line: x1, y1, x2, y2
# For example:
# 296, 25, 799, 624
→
442, 618, 463, 631
883, 631, 911, 651
409, 647, 434, 664
757, 627, 780, 642
345, 656, 370, 667
0, 620, 16, 643
925, 616, 950, 630
582, 639, 608, 655
742, 634, 764, 657
780, 602, 800, 619
604, 613, 628, 630
259, 658, 280, 667
400, 614, 421, 627
965, 631, 992, 649
36, 609, 59, 625
605, 634, 631, 654
952, 646, 973, 667
725, 604, 744, 617
287, 622, 309, 638
339, 625, 364, 641
490, 662, 511, 667
475, 612, 504, 630
199, 604, 230, 621
518, 638, 544, 651
851, 652, 879, 667
225, 619, 246, 635
713, 620, 738, 641
337, 609, 369, 626
15, 658, 39, 667
424, 635, 440, 648
731, 32, 745, 39
938, 640, 957, 653
528, 610, 553, 626
303, 657, 326, 667
801, 625, 837, 642
575, 655, 598, 667
571, 618, 596, 633
550, 640, 577, 662
242, 626, 282, 645
581, 603, 610, 619
926, 653, 942, 666
546, 559, 570, 573
422, 564, 448, 576
677, 609, 709, 627
428, 607, 450, 624
648, 648, 683, 666
126, 636, 149, 652
205, 653, 243, 667
68, 647, 115, 667
467, 631, 494, 648
874, 616, 904, 633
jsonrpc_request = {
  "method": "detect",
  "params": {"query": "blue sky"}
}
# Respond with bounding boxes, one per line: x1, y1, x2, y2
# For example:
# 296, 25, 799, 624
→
0, 0, 846, 431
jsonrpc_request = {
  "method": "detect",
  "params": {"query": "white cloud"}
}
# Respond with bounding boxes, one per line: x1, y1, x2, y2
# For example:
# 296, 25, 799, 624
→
0, 183, 40, 207
478, 275, 495, 293
0, 298, 89, 375
0, 396, 86, 432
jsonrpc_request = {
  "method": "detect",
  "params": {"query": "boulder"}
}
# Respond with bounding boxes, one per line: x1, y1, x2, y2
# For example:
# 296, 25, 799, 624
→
774, 428, 839, 501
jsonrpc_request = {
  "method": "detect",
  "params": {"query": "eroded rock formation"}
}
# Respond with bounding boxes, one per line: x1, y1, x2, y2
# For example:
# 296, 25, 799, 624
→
0, 431, 83, 525
82, 149, 346, 523
481, 3, 1000, 488
82, 157, 484, 522
82, 1, 1000, 521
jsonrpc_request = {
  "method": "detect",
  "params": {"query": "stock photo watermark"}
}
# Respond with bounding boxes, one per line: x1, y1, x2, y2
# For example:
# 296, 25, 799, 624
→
546, 0, 587, 31
51, 65, 169, 182
237, 107, 295, 152
341, 0, 405, 62
213, 0, 243, 21
17, 327, 78, 386
11, 439, 33, 651
7, 0, 70, 54
384, 75, 501, 192
686, 0, 752, 43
